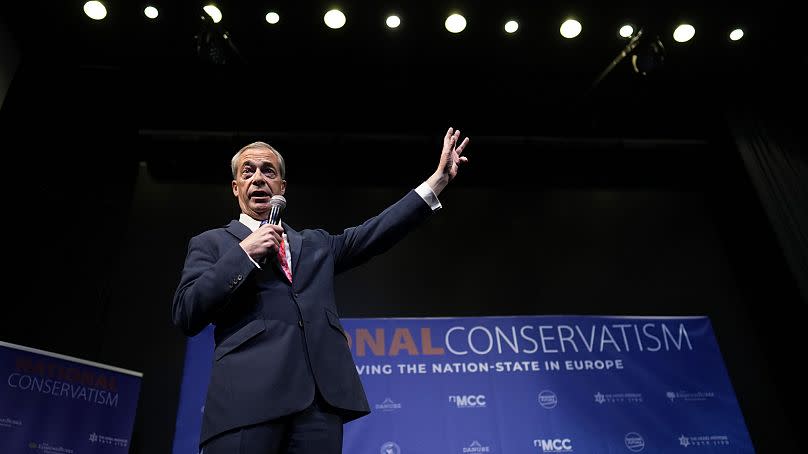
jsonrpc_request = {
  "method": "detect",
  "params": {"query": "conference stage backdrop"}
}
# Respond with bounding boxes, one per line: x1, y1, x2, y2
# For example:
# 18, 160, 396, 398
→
1, 341, 142, 454
173, 316, 754, 453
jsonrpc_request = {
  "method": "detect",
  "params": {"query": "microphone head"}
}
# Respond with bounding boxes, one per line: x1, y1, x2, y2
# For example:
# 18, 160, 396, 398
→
269, 195, 287, 210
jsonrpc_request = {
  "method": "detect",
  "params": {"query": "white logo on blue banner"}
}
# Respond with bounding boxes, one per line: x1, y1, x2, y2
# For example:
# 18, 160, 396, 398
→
677, 433, 731, 448
594, 391, 643, 404
538, 390, 558, 409
667, 390, 716, 403
380, 441, 401, 454
375, 397, 403, 412
172, 316, 755, 454
533, 438, 573, 452
624, 432, 645, 452
462, 440, 491, 452
450, 394, 486, 408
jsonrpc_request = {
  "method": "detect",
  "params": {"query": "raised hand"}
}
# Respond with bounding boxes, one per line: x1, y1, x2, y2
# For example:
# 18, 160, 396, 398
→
438, 127, 470, 181
427, 127, 470, 196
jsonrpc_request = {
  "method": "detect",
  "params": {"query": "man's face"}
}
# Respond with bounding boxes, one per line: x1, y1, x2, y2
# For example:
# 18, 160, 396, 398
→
231, 147, 286, 220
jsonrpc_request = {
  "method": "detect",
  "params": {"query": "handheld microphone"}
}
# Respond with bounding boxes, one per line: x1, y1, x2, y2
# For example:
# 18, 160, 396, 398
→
268, 195, 286, 226
258, 195, 287, 267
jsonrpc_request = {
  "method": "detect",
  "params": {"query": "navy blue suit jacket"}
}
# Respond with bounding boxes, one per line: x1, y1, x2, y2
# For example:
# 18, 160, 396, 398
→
172, 190, 432, 445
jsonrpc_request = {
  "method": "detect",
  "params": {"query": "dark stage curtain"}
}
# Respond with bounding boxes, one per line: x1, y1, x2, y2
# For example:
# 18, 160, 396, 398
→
728, 109, 808, 305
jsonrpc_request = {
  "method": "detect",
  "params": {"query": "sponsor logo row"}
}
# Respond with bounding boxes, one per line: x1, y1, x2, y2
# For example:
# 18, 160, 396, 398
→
379, 432, 732, 453
375, 389, 714, 411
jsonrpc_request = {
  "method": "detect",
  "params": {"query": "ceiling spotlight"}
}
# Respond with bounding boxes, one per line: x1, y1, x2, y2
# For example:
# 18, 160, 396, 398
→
560, 19, 582, 39
445, 14, 466, 33
504, 20, 519, 34
619, 25, 634, 38
144, 6, 158, 19
386, 15, 401, 29
729, 28, 744, 41
265, 12, 279, 24
631, 35, 665, 75
324, 9, 346, 29
83, 1, 107, 20
673, 24, 695, 43
203, 4, 222, 24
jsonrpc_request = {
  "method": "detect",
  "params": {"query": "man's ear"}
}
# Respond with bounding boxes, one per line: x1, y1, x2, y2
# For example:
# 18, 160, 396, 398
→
279, 179, 287, 195
231, 180, 239, 197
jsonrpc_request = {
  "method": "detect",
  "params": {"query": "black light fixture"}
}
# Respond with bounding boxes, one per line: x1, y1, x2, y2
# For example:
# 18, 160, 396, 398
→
194, 10, 245, 65
586, 28, 667, 94
631, 34, 665, 76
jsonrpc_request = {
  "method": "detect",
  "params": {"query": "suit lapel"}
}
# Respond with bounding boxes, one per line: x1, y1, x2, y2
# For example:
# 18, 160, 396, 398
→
225, 220, 251, 242
283, 222, 303, 279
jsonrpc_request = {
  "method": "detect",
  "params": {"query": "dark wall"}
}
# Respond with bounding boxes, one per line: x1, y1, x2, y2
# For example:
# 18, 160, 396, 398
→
0, 56, 804, 453
0, 15, 20, 108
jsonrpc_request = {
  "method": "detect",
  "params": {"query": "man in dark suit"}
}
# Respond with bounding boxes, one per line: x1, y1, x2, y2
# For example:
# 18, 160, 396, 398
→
172, 128, 470, 454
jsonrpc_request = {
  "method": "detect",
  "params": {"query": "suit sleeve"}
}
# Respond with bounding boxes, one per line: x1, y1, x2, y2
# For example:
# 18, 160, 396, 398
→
329, 190, 433, 274
171, 233, 257, 336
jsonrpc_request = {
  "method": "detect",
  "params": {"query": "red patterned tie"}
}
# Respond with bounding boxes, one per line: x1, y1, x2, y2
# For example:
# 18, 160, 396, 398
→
278, 235, 293, 282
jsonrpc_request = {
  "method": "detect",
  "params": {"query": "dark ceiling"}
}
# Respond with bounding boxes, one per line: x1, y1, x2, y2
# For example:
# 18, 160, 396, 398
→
1, 0, 801, 145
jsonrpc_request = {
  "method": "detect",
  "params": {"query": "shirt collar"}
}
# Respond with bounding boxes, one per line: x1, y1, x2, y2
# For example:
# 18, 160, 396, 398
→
238, 213, 264, 232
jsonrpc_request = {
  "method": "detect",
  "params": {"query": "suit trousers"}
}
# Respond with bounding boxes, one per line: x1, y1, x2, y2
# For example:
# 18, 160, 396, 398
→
200, 392, 343, 454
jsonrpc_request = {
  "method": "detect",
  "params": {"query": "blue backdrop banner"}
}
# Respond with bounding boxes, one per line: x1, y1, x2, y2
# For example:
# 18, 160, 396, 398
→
0, 341, 142, 454
173, 316, 754, 453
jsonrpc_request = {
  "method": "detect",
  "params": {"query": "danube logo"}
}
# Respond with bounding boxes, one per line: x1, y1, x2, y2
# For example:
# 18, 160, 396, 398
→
666, 391, 715, 403
449, 394, 486, 408
533, 438, 573, 452
89, 433, 98, 443
463, 440, 491, 453
624, 432, 645, 452
678, 434, 731, 447
594, 392, 643, 404
538, 390, 558, 409
375, 397, 402, 412
380, 441, 401, 454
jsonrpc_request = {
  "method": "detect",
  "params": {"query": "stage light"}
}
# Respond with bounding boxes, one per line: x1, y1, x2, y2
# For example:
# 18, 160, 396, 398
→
560, 19, 582, 39
386, 15, 401, 29
619, 25, 634, 38
729, 28, 744, 41
445, 14, 466, 33
673, 24, 695, 42
144, 6, 158, 19
203, 5, 222, 24
504, 20, 519, 34
194, 12, 243, 64
631, 35, 665, 75
324, 9, 346, 29
83, 1, 107, 20
265, 12, 279, 24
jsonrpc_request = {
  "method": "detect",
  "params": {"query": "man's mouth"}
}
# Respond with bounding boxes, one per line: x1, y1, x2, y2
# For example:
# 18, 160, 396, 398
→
250, 190, 270, 200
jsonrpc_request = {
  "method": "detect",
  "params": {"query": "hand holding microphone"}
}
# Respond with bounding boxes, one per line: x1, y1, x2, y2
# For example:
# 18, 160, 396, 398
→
240, 195, 287, 262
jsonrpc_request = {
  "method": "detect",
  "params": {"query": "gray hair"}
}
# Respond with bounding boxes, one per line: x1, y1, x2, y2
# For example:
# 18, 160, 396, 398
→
231, 141, 286, 179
